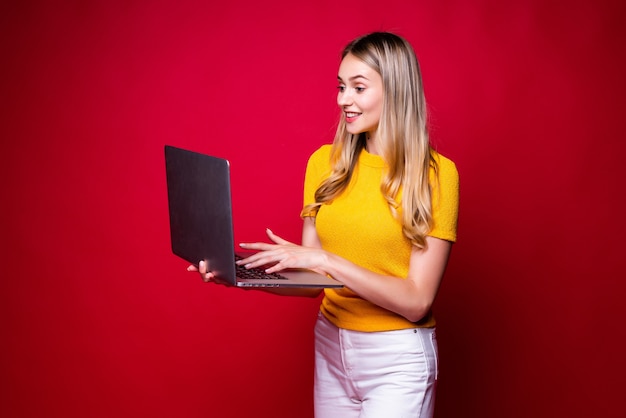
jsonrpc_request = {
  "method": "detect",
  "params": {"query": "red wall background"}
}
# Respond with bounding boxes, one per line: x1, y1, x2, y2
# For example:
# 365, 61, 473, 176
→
2, 1, 625, 417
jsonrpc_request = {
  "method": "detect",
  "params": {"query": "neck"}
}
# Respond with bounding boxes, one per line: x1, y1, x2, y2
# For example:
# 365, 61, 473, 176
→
365, 134, 380, 156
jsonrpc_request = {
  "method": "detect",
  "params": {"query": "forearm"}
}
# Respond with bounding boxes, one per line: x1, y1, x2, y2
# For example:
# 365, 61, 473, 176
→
322, 253, 432, 322
320, 237, 451, 323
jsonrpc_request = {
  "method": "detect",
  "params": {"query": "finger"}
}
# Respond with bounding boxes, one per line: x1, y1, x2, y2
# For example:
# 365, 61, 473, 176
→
197, 260, 217, 282
264, 256, 298, 273
266, 228, 292, 245
239, 242, 276, 251
202, 271, 215, 283
264, 263, 283, 274
187, 265, 199, 272
237, 252, 275, 268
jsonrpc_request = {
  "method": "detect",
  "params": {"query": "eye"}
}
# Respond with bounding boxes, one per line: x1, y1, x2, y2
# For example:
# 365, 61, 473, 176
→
355, 87, 365, 93
337, 85, 346, 92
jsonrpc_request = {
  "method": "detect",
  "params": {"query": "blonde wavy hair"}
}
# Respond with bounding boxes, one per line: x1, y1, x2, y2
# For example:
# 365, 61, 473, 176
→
302, 32, 437, 249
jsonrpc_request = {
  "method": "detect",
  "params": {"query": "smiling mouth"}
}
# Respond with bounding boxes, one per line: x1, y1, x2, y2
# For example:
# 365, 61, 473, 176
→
345, 112, 361, 118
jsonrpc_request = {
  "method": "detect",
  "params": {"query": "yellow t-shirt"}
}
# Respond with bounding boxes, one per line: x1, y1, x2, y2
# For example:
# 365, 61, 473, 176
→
303, 145, 459, 332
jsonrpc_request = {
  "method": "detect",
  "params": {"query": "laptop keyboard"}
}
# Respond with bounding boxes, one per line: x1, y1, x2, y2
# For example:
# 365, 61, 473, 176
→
235, 255, 288, 280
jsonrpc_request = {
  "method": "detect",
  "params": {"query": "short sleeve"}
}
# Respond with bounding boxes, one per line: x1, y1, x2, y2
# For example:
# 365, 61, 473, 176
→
302, 145, 333, 217
428, 154, 460, 242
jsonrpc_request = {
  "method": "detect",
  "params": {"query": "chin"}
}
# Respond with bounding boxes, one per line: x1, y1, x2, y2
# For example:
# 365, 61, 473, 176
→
346, 127, 363, 135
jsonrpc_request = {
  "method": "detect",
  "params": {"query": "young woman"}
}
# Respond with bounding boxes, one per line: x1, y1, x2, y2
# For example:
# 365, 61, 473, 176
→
191, 32, 459, 418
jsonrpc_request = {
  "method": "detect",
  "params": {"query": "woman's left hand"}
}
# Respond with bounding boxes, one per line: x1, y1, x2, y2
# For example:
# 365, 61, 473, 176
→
237, 228, 329, 275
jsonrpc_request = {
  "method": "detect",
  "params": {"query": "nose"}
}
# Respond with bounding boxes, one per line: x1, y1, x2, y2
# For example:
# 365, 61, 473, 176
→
337, 89, 352, 107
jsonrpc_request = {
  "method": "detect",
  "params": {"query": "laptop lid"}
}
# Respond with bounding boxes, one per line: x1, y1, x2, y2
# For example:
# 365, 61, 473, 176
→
165, 145, 238, 285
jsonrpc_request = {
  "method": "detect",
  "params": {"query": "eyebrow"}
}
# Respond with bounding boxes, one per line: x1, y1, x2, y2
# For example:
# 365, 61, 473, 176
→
337, 74, 369, 82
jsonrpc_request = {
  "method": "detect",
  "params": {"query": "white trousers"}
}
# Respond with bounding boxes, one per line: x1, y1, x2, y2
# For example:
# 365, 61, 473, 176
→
314, 313, 438, 418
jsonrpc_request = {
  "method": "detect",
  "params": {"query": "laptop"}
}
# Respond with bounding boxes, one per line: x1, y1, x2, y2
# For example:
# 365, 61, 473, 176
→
164, 145, 343, 288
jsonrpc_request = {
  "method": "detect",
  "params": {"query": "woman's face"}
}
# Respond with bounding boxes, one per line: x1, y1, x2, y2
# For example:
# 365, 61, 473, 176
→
337, 53, 384, 143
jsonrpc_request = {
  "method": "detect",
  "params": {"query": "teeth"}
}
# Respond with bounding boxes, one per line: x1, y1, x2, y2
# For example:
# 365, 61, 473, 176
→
346, 112, 360, 118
